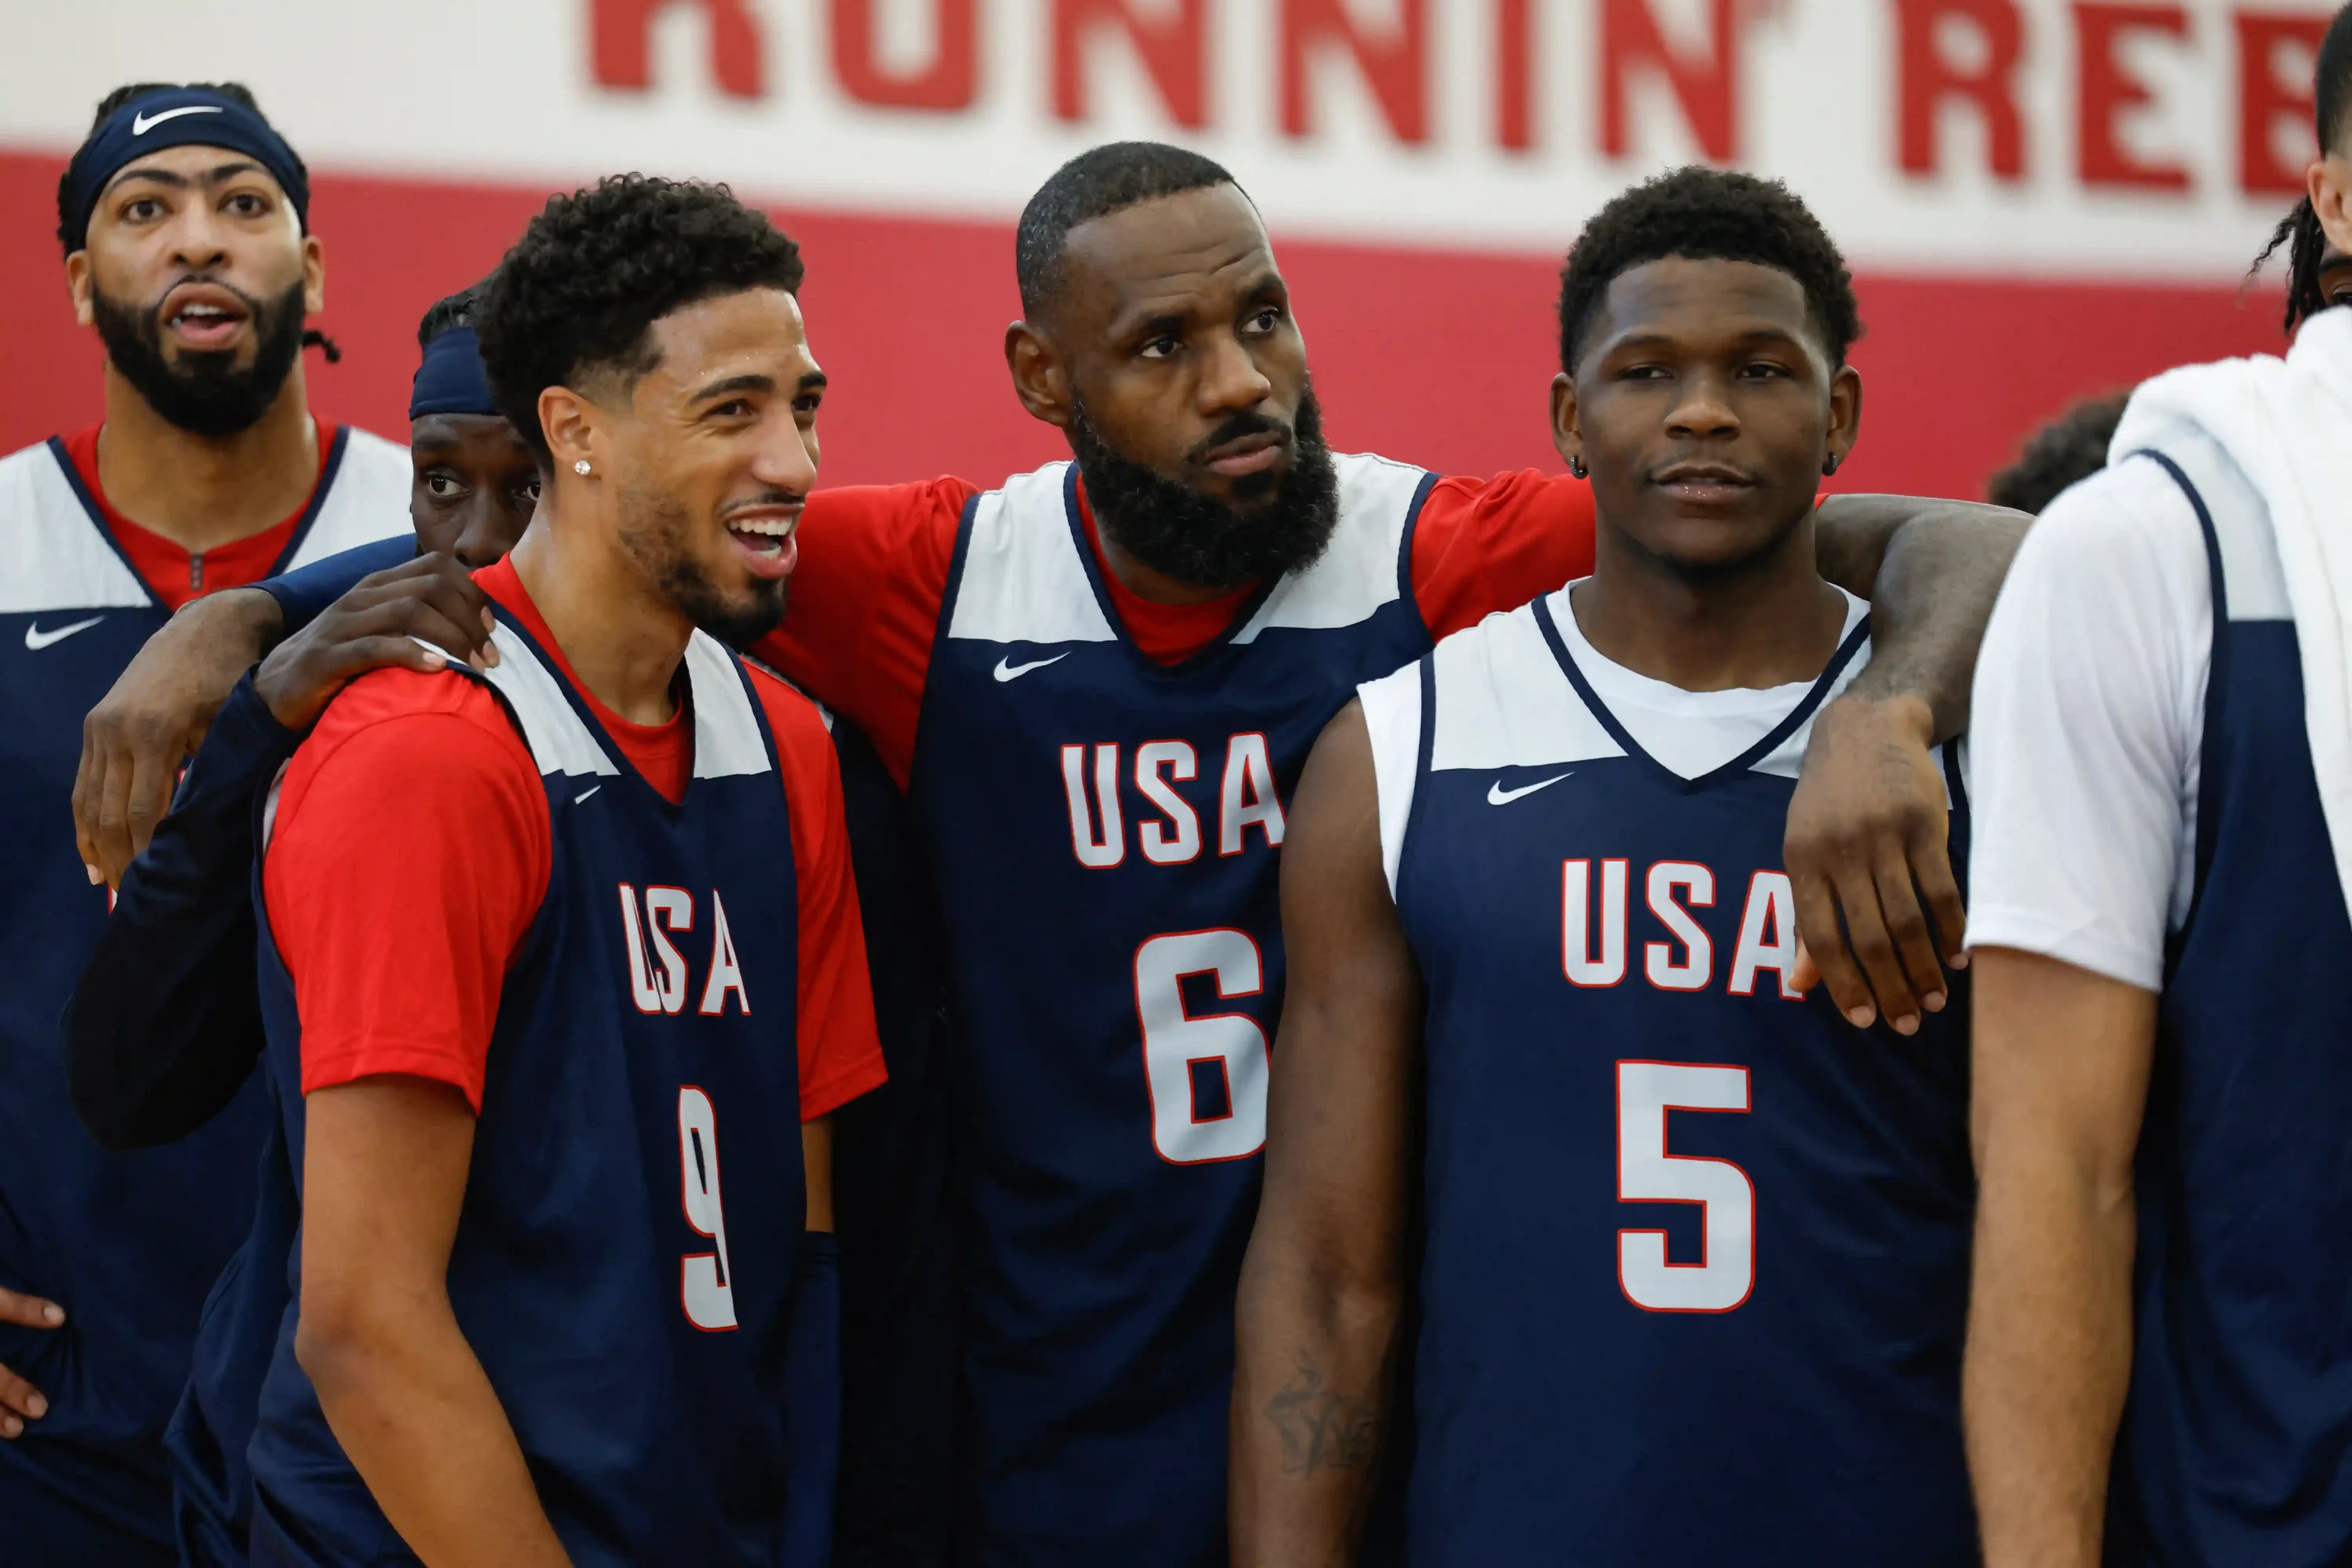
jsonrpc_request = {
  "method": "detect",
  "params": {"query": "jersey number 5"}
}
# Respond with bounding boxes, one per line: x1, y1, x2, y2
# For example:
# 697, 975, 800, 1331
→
1136, 929, 1270, 1164
1617, 1060, 1753, 1313
678, 1085, 737, 1330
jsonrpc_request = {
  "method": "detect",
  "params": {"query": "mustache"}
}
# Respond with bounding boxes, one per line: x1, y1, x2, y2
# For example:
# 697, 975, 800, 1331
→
717, 489, 807, 518
146, 272, 269, 325
1183, 413, 1290, 467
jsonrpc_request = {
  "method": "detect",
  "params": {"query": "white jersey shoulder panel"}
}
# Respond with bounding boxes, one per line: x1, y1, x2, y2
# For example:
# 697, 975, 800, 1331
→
1233, 451, 1428, 643
480, 628, 620, 782
0, 440, 151, 613
2122, 426, 2288, 624
1358, 660, 1424, 899
288, 426, 414, 570
1425, 600, 1628, 773
944, 462, 1117, 647
685, 631, 774, 780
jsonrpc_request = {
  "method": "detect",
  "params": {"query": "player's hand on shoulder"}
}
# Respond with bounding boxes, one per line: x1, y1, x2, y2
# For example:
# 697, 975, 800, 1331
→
0, 1286, 63, 1439
75, 586, 287, 888
255, 553, 499, 734
1783, 692, 1964, 1037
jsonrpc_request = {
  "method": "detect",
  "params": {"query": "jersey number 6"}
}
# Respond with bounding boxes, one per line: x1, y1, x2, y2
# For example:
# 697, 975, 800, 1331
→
1136, 929, 1271, 1164
678, 1085, 737, 1330
1617, 1060, 1753, 1313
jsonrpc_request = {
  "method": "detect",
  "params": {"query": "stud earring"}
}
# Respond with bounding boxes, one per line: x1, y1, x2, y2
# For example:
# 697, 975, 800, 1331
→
1822, 453, 1841, 477
1568, 454, 1588, 480
574, 459, 592, 476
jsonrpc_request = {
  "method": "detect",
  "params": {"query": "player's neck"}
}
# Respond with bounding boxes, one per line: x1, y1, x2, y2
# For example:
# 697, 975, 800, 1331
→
507, 507, 692, 728
1572, 521, 1849, 693
94, 364, 317, 554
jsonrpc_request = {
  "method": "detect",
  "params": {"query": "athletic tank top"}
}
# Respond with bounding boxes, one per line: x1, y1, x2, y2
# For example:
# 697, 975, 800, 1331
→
909, 454, 1434, 1564
241, 609, 809, 1567
0, 428, 407, 1548
1375, 586, 1976, 1566
2108, 440, 2352, 1566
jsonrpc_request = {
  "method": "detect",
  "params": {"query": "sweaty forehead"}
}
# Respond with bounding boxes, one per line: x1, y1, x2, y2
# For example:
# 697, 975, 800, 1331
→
1055, 184, 1278, 329
1590, 257, 1817, 356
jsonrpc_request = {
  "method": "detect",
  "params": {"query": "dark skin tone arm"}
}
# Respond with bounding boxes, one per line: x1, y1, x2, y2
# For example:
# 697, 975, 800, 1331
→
72, 554, 498, 887
1230, 699, 1417, 1567
1795, 494, 2030, 1031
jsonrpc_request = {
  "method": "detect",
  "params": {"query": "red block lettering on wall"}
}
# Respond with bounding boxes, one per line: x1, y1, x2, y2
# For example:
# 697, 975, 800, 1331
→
1896, 0, 2027, 178
1600, 0, 1745, 162
1279, 0, 1430, 145
832, 0, 978, 111
590, 0, 765, 99
2075, 3, 2191, 190
1053, 0, 1209, 127
2236, 10, 2329, 194
1496, 0, 1536, 151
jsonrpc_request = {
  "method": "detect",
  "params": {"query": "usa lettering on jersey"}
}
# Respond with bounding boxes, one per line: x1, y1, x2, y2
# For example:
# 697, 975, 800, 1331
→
1562, 857, 1804, 998
1059, 734, 1286, 868
617, 883, 752, 1016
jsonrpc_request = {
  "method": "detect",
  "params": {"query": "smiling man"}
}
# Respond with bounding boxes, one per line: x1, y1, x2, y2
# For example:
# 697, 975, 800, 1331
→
237, 174, 882, 1566
0, 81, 409, 1561
1232, 168, 1978, 1567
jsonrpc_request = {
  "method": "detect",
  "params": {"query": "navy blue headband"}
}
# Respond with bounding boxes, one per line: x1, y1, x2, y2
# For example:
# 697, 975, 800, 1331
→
409, 325, 500, 420
63, 88, 309, 251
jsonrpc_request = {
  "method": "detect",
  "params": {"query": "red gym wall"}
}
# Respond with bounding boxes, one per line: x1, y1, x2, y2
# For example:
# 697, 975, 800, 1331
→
0, 0, 2327, 503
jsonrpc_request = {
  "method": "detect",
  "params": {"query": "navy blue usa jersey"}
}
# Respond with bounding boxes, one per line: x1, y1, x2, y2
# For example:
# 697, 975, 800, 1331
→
1373, 587, 1976, 1566
241, 611, 812, 1566
0, 428, 408, 1561
909, 455, 1435, 1564
2104, 444, 2352, 1567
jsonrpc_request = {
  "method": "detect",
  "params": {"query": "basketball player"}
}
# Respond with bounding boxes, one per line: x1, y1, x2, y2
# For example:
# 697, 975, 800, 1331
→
67, 287, 522, 1155
0, 81, 411, 1562
233, 174, 882, 1564
1232, 167, 1975, 1567
1966, 7, 2352, 1563
75, 142, 2024, 1565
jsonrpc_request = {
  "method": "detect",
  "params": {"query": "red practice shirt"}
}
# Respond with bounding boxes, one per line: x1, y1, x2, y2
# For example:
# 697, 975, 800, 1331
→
62, 421, 338, 610
264, 556, 886, 1120
756, 466, 1599, 787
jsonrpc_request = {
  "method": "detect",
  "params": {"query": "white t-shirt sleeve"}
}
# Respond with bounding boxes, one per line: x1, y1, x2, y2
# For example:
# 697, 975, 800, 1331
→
1964, 458, 2209, 992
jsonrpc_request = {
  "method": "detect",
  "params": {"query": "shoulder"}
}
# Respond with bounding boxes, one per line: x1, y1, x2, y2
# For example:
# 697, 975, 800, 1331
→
2005, 454, 2209, 625
747, 660, 838, 760
804, 475, 982, 538
1419, 467, 1591, 529
0, 437, 151, 613
297, 424, 415, 564
299, 665, 530, 782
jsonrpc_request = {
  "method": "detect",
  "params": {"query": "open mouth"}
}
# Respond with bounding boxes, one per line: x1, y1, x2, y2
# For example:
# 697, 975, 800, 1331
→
159, 284, 251, 352
724, 513, 799, 580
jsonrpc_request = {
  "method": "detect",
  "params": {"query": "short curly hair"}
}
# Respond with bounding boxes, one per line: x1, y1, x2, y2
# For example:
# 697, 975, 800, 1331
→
1557, 167, 1862, 375
477, 174, 805, 462
1986, 391, 2129, 514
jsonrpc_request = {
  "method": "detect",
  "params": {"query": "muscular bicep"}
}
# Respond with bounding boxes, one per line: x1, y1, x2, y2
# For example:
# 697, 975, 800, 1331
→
1970, 948, 2156, 1193
1261, 699, 1420, 1283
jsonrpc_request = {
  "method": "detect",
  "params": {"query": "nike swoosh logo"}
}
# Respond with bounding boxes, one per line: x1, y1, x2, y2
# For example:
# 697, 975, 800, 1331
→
132, 105, 224, 135
1487, 772, 1573, 806
993, 653, 1070, 682
24, 616, 105, 650
573, 785, 601, 805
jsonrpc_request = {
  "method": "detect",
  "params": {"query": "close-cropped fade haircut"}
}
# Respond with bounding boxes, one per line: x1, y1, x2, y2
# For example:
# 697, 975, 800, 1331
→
1016, 141, 1238, 317
1556, 167, 1863, 376
475, 175, 804, 464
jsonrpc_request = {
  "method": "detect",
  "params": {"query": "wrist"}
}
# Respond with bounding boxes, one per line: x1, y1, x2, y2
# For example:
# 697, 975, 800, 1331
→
1822, 688, 1936, 747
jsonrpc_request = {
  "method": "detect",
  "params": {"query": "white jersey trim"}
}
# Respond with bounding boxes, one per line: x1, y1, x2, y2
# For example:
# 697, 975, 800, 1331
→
945, 462, 1117, 647
0, 441, 156, 613
287, 426, 413, 570
1359, 662, 1421, 900
1232, 452, 1427, 642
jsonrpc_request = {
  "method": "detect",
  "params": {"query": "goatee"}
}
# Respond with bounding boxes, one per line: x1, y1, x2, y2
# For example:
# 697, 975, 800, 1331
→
1071, 385, 1341, 592
614, 481, 789, 650
91, 277, 307, 439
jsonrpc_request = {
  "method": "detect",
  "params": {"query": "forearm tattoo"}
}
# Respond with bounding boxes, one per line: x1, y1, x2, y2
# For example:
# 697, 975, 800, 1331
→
1263, 1354, 1381, 1476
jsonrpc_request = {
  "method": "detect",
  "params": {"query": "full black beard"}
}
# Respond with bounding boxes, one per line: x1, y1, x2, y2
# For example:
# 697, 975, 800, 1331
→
91, 277, 307, 439
1070, 385, 1341, 590
615, 481, 790, 650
